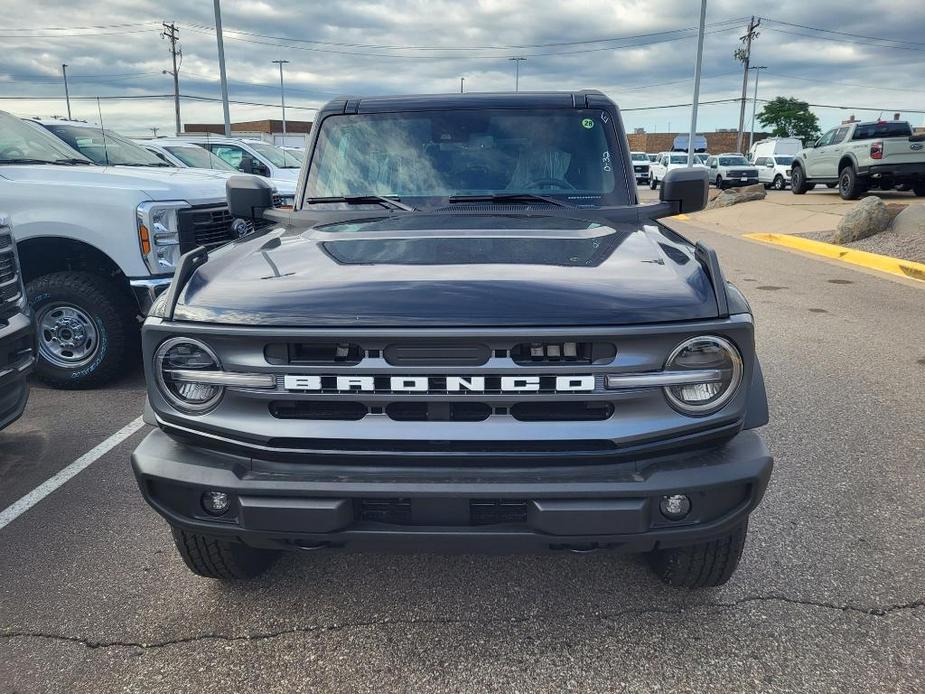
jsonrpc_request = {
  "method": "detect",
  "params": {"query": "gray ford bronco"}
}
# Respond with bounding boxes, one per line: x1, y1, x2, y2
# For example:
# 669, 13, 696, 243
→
132, 91, 772, 588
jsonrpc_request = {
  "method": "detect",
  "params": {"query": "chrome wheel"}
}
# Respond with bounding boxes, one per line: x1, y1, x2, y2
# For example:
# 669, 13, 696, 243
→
37, 303, 100, 368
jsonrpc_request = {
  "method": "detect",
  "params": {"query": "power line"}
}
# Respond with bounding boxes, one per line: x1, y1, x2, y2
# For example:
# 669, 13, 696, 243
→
183, 17, 748, 51
760, 17, 925, 48
2, 21, 159, 31
180, 23, 743, 59
761, 25, 925, 53
0, 28, 160, 38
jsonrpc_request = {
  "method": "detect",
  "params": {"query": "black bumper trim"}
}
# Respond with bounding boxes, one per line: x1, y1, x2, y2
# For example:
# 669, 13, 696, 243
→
132, 427, 773, 552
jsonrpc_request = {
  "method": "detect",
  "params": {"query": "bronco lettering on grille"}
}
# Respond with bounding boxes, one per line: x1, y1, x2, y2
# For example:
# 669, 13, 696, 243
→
283, 374, 596, 394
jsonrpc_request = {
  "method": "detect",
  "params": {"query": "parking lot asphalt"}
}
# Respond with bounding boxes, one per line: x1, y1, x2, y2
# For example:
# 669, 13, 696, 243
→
1, 221, 923, 693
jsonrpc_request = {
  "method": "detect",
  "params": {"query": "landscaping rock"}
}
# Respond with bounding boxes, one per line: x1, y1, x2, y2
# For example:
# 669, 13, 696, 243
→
890, 203, 925, 237
833, 196, 892, 243
706, 183, 767, 209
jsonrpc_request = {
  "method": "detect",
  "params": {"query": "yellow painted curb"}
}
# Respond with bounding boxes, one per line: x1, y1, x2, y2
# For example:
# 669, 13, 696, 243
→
744, 233, 925, 283
673, 214, 691, 221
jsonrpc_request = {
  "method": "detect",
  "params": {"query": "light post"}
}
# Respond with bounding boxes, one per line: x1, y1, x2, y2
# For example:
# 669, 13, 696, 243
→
686, 0, 707, 166
460, 76, 465, 93
272, 59, 290, 138
748, 65, 767, 152
61, 64, 71, 119
213, 0, 231, 136
509, 57, 526, 92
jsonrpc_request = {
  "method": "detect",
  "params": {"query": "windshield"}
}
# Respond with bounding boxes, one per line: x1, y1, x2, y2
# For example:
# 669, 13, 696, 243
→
774, 155, 794, 165
718, 156, 749, 166
669, 155, 689, 164
43, 124, 168, 166
631, 152, 648, 162
165, 145, 236, 171
306, 109, 628, 205
249, 142, 301, 168
0, 113, 93, 164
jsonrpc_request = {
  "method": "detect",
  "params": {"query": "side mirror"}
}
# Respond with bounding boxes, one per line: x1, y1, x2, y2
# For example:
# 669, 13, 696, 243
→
254, 161, 271, 177
766, 161, 775, 167
660, 167, 709, 214
227, 175, 274, 219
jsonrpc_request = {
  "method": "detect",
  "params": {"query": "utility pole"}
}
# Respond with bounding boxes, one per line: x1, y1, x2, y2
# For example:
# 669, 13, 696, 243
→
151, 127, 159, 137
687, 0, 707, 167
748, 65, 767, 152
213, 0, 231, 136
61, 64, 71, 119
460, 76, 465, 93
509, 57, 526, 92
272, 59, 289, 138
162, 22, 182, 136
735, 16, 760, 153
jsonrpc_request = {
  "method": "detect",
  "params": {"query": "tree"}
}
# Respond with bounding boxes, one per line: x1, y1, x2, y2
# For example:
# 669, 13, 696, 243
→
757, 97, 821, 144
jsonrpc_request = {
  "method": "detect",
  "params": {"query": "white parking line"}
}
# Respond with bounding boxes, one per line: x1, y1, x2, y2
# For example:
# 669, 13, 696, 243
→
0, 416, 146, 532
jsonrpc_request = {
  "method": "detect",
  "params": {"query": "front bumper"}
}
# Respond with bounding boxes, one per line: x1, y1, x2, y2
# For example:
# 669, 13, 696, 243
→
0, 310, 35, 431
132, 427, 773, 553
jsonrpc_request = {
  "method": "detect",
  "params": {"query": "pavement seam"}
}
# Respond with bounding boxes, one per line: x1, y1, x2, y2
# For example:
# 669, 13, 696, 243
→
2, 596, 922, 651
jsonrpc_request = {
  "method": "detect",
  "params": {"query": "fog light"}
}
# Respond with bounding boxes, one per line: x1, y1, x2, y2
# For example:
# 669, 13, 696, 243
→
659, 494, 691, 520
202, 491, 231, 516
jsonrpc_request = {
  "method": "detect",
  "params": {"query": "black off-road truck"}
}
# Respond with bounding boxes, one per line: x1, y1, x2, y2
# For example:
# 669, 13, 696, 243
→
132, 91, 772, 588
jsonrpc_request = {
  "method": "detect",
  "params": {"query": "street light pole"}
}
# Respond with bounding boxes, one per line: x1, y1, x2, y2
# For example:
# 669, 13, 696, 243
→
509, 57, 526, 92
748, 65, 767, 152
687, 0, 707, 167
272, 59, 289, 138
460, 76, 465, 93
213, 0, 231, 136
61, 64, 71, 119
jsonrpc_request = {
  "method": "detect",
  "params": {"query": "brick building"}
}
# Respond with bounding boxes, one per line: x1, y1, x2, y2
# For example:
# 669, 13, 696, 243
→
184, 119, 313, 147
627, 129, 770, 154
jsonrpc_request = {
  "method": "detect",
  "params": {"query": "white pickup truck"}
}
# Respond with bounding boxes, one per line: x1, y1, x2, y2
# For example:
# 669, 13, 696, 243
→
790, 119, 925, 199
0, 111, 268, 388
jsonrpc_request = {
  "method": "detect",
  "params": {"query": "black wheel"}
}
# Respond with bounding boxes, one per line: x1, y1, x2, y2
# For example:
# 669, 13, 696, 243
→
913, 183, 925, 196
649, 176, 658, 190
773, 175, 786, 191
171, 527, 278, 580
27, 271, 137, 389
716, 175, 725, 190
839, 165, 867, 200
790, 165, 810, 195
648, 522, 748, 588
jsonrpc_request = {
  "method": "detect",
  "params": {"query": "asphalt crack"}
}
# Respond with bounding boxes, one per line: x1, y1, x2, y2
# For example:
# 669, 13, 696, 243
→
1, 596, 922, 652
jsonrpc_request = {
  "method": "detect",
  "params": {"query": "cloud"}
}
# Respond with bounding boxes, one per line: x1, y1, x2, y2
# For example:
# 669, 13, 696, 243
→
1, 0, 923, 136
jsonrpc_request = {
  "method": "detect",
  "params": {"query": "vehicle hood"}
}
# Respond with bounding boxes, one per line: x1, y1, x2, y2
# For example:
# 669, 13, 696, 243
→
270, 177, 297, 195
271, 168, 300, 181
173, 214, 718, 327
0, 164, 228, 203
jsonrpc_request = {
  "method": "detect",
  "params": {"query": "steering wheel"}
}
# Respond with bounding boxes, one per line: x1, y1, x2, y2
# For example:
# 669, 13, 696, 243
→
0, 146, 26, 159
524, 177, 576, 191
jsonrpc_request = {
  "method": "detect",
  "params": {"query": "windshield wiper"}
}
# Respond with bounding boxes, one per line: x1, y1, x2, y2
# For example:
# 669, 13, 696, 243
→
0, 158, 61, 165
53, 158, 92, 165
307, 195, 415, 212
448, 193, 573, 208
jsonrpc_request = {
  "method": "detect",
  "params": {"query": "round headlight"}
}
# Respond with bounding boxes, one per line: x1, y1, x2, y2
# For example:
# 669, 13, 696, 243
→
154, 337, 223, 413
663, 336, 743, 415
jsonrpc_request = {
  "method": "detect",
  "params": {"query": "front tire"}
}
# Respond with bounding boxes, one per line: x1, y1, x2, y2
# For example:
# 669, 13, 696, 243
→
648, 522, 748, 588
790, 165, 811, 194
27, 271, 136, 389
773, 175, 786, 191
716, 175, 725, 190
649, 176, 658, 190
171, 527, 278, 580
839, 165, 867, 200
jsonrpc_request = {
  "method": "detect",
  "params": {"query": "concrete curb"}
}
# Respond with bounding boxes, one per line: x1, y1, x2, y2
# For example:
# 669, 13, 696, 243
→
743, 233, 925, 284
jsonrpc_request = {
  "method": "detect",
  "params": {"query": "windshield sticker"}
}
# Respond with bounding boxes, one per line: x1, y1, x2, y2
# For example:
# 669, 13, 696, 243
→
602, 150, 612, 172
599, 112, 609, 123
581, 118, 594, 129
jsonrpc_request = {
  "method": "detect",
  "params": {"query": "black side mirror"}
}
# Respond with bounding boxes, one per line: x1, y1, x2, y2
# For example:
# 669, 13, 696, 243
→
227, 175, 274, 219
660, 167, 709, 214
255, 162, 271, 177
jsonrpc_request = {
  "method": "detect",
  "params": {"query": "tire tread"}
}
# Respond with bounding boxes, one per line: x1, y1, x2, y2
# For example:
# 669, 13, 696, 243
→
648, 522, 748, 588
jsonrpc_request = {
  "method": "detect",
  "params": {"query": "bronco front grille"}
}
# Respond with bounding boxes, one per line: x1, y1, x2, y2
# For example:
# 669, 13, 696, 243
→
0, 222, 22, 313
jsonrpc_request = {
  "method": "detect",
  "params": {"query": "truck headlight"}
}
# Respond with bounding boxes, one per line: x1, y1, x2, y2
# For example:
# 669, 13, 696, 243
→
154, 337, 276, 414
136, 201, 190, 274
663, 336, 742, 415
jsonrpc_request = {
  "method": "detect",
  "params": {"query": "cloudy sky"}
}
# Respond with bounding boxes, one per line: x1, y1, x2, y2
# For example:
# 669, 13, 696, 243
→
2, 0, 923, 138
